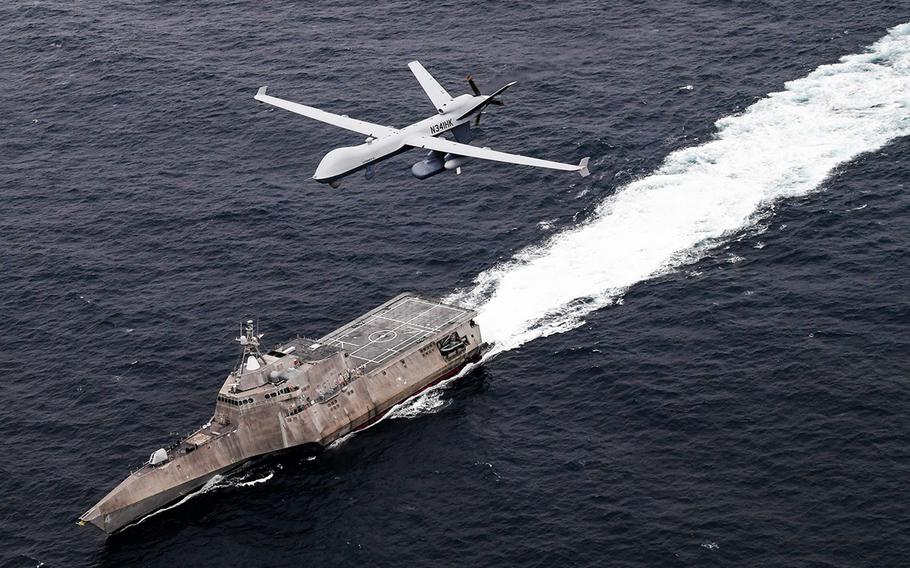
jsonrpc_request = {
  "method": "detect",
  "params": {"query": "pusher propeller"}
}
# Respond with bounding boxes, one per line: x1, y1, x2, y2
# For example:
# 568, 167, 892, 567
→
466, 74, 505, 125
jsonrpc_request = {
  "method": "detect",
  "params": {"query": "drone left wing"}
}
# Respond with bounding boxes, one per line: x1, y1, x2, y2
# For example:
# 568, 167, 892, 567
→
406, 134, 591, 177
255, 87, 396, 139
408, 61, 452, 113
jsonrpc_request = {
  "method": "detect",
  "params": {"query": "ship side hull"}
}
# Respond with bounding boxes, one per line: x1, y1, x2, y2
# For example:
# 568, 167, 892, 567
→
82, 347, 481, 535
80, 295, 483, 535
80, 463, 238, 533
353, 345, 482, 433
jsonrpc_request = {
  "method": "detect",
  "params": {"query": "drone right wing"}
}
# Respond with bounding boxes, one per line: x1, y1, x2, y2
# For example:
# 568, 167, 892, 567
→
406, 134, 591, 177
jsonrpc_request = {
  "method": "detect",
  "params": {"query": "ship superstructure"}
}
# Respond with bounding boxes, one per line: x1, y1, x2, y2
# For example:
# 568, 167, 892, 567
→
80, 293, 482, 533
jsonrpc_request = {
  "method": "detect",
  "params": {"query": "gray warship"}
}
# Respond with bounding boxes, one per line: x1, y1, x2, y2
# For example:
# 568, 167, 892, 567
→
79, 293, 482, 534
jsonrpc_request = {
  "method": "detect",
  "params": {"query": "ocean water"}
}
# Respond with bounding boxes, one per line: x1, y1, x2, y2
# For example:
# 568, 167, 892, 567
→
2, 1, 909, 566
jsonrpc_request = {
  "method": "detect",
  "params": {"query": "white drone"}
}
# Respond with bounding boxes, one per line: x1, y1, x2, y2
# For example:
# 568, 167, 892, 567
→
255, 61, 590, 187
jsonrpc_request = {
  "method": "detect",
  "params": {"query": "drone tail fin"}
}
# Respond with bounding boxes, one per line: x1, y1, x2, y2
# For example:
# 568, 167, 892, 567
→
578, 157, 591, 177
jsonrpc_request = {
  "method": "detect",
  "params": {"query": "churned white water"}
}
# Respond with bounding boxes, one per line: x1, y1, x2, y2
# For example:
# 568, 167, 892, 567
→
448, 22, 910, 353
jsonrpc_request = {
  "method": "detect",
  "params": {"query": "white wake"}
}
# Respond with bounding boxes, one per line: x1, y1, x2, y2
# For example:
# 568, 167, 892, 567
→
447, 22, 910, 353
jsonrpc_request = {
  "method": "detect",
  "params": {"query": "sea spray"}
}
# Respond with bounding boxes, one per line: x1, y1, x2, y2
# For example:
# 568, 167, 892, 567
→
447, 22, 910, 353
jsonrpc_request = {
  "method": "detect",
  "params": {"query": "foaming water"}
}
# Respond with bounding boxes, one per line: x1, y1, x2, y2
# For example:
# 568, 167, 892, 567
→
448, 22, 910, 352
387, 387, 449, 418
388, 360, 483, 419
227, 471, 274, 488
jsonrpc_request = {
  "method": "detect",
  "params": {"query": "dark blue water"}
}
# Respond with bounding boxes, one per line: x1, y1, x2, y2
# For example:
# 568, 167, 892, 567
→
2, 2, 909, 566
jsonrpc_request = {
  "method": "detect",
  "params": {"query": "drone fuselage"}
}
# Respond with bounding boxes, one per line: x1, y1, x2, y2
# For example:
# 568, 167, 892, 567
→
313, 94, 479, 184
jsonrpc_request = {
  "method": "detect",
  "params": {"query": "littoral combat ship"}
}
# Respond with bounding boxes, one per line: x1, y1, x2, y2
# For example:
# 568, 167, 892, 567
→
80, 294, 482, 533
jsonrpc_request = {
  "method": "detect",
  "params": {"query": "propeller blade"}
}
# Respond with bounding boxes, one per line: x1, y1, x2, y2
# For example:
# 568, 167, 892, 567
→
466, 74, 507, 124
467, 75, 482, 96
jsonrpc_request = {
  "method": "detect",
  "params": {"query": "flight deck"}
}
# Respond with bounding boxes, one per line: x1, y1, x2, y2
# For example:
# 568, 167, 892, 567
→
318, 295, 471, 373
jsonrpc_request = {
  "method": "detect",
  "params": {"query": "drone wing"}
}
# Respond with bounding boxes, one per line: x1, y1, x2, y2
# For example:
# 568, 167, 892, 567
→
406, 134, 590, 177
408, 61, 453, 113
254, 87, 396, 139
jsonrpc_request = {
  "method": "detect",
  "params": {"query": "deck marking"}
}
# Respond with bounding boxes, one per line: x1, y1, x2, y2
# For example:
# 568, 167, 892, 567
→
322, 297, 471, 369
368, 329, 398, 343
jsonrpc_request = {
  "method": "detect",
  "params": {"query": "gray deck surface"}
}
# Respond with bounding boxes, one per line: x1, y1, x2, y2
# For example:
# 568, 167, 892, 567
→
321, 296, 470, 372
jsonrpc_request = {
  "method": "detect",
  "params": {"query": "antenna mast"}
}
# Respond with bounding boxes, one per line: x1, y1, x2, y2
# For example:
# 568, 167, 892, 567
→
233, 319, 265, 376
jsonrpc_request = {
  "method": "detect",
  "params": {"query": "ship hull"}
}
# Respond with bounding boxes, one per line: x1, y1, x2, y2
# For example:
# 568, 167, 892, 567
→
353, 346, 482, 433
81, 464, 237, 533
87, 347, 481, 534
80, 294, 483, 535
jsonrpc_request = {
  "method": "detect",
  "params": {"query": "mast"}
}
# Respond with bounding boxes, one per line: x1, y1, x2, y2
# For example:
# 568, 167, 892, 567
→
231, 320, 265, 387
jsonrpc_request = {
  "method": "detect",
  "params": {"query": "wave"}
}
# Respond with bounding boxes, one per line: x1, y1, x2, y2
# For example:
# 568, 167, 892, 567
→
447, 22, 910, 353
388, 359, 483, 419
